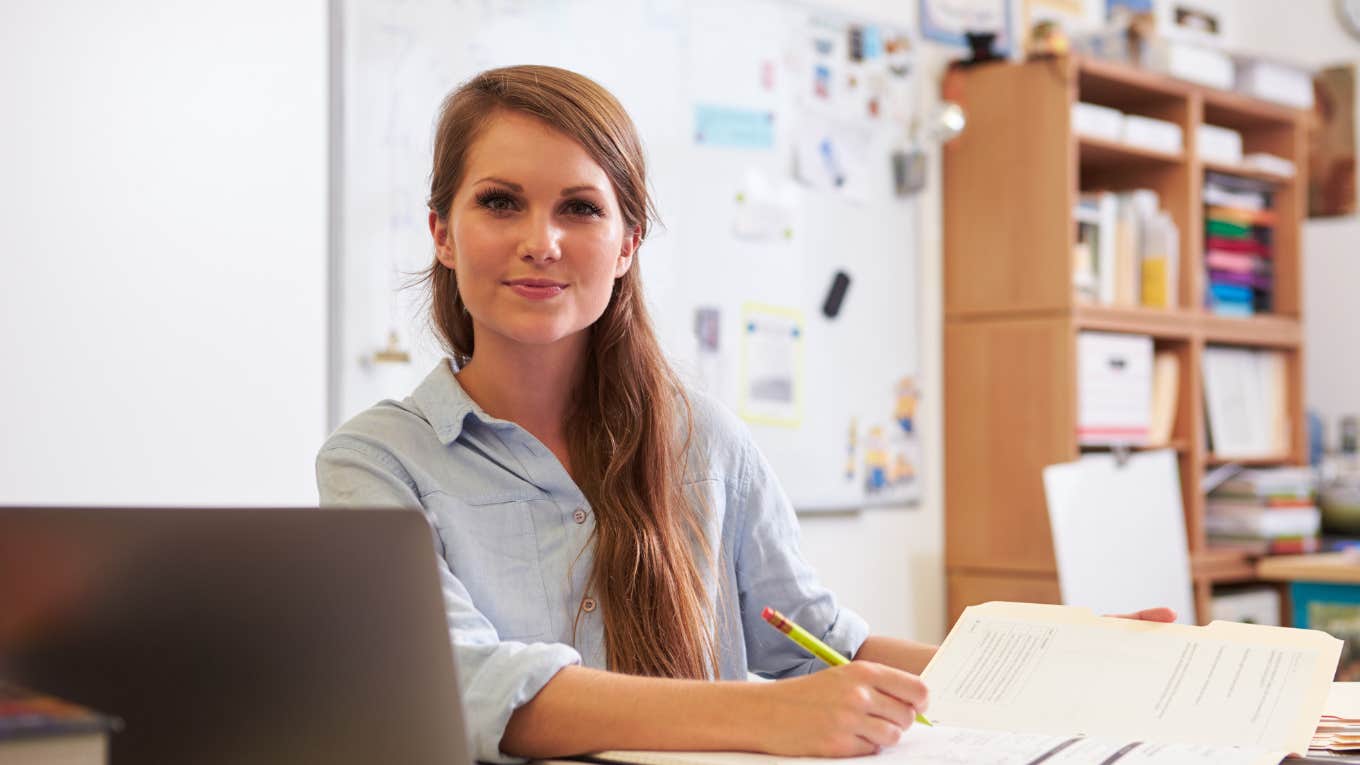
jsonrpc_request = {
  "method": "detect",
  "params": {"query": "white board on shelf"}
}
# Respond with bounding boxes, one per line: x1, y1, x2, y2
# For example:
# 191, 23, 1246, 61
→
1043, 450, 1196, 623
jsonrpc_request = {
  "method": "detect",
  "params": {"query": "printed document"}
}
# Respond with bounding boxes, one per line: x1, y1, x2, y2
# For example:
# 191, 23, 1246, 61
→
921, 602, 1340, 757
587, 602, 1340, 765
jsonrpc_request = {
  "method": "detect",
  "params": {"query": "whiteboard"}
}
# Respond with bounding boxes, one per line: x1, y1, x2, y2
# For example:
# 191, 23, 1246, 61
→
333, 0, 923, 511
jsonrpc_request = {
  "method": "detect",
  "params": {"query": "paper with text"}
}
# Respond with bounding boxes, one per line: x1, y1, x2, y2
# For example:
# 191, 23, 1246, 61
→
921, 602, 1341, 756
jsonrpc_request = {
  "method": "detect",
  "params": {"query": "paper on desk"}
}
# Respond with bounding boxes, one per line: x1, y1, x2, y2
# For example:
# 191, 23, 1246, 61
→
921, 602, 1341, 756
1326, 682, 1360, 720
1311, 683, 1360, 753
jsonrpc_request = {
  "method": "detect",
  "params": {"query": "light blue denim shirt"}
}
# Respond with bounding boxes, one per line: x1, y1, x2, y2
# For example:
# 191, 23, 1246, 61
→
316, 361, 869, 762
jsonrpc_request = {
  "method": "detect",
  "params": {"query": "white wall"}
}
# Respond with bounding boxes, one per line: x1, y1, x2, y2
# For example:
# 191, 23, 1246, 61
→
0, 0, 328, 504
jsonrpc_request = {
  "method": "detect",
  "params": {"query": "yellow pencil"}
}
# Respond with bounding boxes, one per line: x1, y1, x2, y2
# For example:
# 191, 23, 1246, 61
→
761, 606, 932, 727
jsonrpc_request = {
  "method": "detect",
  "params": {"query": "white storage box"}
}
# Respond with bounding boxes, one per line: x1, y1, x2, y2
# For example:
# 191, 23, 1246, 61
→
1210, 587, 1281, 627
1198, 123, 1244, 165
1122, 114, 1183, 154
1077, 331, 1153, 446
1243, 153, 1296, 177
1151, 40, 1234, 90
1072, 102, 1125, 142
1237, 58, 1314, 110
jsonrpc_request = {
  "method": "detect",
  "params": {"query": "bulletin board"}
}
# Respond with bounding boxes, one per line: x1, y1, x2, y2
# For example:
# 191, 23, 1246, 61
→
333, 0, 923, 511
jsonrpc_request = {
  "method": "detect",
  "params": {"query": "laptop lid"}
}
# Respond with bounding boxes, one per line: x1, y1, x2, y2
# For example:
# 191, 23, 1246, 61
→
0, 507, 472, 765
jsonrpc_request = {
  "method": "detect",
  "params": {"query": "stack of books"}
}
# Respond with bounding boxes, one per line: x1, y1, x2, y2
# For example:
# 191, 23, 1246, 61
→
0, 685, 118, 764
1204, 172, 1274, 317
1073, 189, 1179, 308
1205, 466, 1320, 554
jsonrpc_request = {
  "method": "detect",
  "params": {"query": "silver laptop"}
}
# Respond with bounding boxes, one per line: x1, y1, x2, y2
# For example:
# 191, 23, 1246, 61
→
0, 507, 473, 765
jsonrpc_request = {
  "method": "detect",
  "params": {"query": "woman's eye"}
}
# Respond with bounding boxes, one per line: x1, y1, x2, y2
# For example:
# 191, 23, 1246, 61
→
563, 199, 604, 217
476, 192, 517, 213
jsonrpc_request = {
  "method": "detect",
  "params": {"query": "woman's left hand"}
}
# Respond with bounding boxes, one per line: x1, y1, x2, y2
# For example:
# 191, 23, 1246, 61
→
1109, 607, 1177, 622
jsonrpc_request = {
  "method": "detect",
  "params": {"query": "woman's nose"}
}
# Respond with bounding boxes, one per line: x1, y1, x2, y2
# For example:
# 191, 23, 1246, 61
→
517, 211, 562, 263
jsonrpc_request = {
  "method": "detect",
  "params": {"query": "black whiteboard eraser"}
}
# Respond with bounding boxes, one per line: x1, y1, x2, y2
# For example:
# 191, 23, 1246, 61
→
822, 270, 851, 318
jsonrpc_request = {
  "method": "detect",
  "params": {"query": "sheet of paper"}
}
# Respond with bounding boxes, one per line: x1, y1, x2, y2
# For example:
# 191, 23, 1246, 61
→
1202, 347, 1286, 458
921, 602, 1342, 756
738, 304, 804, 427
1325, 682, 1360, 719
592, 722, 1280, 765
1043, 450, 1196, 625
694, 104, 776, 150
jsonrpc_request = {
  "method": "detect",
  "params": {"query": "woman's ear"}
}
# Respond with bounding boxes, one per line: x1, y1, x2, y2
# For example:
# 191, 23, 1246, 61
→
429, 211, 456, 269
615, 224, 641, 278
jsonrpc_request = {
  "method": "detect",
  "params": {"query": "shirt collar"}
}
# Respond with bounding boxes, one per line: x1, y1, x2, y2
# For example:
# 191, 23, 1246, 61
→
410, 359, 503, 445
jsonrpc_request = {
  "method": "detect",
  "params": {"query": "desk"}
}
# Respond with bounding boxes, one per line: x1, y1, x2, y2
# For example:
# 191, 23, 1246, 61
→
1259, 552, 1360, 680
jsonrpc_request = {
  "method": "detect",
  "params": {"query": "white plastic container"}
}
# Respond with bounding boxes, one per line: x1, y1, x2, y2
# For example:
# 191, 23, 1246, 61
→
1150, 40, 1234, 90
1237, 58, 1314, 109
1197, 123, 1244, 165
1243, 153, 1297, 177
1122, 114, 1183, 154
1072, 102, 1125, 143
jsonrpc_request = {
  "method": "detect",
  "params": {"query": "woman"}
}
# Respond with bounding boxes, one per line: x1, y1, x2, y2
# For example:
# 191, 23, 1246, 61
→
317, 65, 1172, 762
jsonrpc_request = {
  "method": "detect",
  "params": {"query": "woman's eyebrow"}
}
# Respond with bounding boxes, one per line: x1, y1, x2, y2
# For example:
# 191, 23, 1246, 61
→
560, 184, 602, 195
473, 176, 522, 191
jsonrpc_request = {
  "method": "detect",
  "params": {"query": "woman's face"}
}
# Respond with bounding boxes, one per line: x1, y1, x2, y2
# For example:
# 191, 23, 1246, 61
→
430, 110, 636, 357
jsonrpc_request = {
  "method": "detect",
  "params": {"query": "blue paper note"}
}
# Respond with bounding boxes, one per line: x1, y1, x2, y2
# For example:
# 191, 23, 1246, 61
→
1107, 0, 1153, 16
862, 26, 883, 59
694, 105, 775, 149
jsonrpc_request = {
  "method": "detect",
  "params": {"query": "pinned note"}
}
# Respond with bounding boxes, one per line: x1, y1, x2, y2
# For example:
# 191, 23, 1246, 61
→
693, 105, 775, 149
739, 304, 804, 427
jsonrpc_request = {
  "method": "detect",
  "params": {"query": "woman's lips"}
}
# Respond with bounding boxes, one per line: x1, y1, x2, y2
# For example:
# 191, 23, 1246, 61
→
505, 279, 566, 300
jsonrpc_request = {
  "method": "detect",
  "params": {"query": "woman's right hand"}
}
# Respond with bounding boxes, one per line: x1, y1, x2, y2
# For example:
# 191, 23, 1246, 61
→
749, 661, 929, 757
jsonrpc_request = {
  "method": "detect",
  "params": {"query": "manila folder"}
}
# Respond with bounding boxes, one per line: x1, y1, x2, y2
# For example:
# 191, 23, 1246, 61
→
921, 601, 1341, 756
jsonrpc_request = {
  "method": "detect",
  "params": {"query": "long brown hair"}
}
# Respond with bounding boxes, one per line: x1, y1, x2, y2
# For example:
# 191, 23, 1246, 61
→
424, 66, 717, 679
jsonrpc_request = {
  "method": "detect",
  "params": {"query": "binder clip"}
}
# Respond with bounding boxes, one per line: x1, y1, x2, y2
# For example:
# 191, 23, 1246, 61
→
1111, 442, 1132, 468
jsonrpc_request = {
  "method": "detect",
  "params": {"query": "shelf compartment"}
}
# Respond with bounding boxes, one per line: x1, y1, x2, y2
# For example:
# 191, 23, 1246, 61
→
1192, 547, 1259, 584
1080, 439, 1189, 454
1080, 137, 1184, 171
1201, 88, 1301, 132
1256, 551, 1360, 584
1073, 304, 1196, 339
1076, 55, 1192, 110
1205, 453, 1297, 467
1199, 313, 1301, 347
1200, 160, 1295, 186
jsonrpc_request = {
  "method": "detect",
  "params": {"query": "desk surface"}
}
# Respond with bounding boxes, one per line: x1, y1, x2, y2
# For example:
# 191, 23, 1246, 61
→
1257, 552, 1360, 584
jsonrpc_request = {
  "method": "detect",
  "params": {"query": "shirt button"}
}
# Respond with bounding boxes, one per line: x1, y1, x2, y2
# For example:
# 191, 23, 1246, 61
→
572, 507, 587, 524
582, 597, 597, 613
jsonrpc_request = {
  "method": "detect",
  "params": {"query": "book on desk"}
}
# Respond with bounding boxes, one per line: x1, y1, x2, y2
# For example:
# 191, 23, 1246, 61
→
0, 685, 118, 765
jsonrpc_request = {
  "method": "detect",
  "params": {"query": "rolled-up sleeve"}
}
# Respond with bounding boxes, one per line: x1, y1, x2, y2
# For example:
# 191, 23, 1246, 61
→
317, 442, 581, 763
731, 438, 870, 678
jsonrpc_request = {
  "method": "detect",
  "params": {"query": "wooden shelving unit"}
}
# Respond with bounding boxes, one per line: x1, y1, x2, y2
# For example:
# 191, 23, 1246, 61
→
942, 55, 1310, 626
